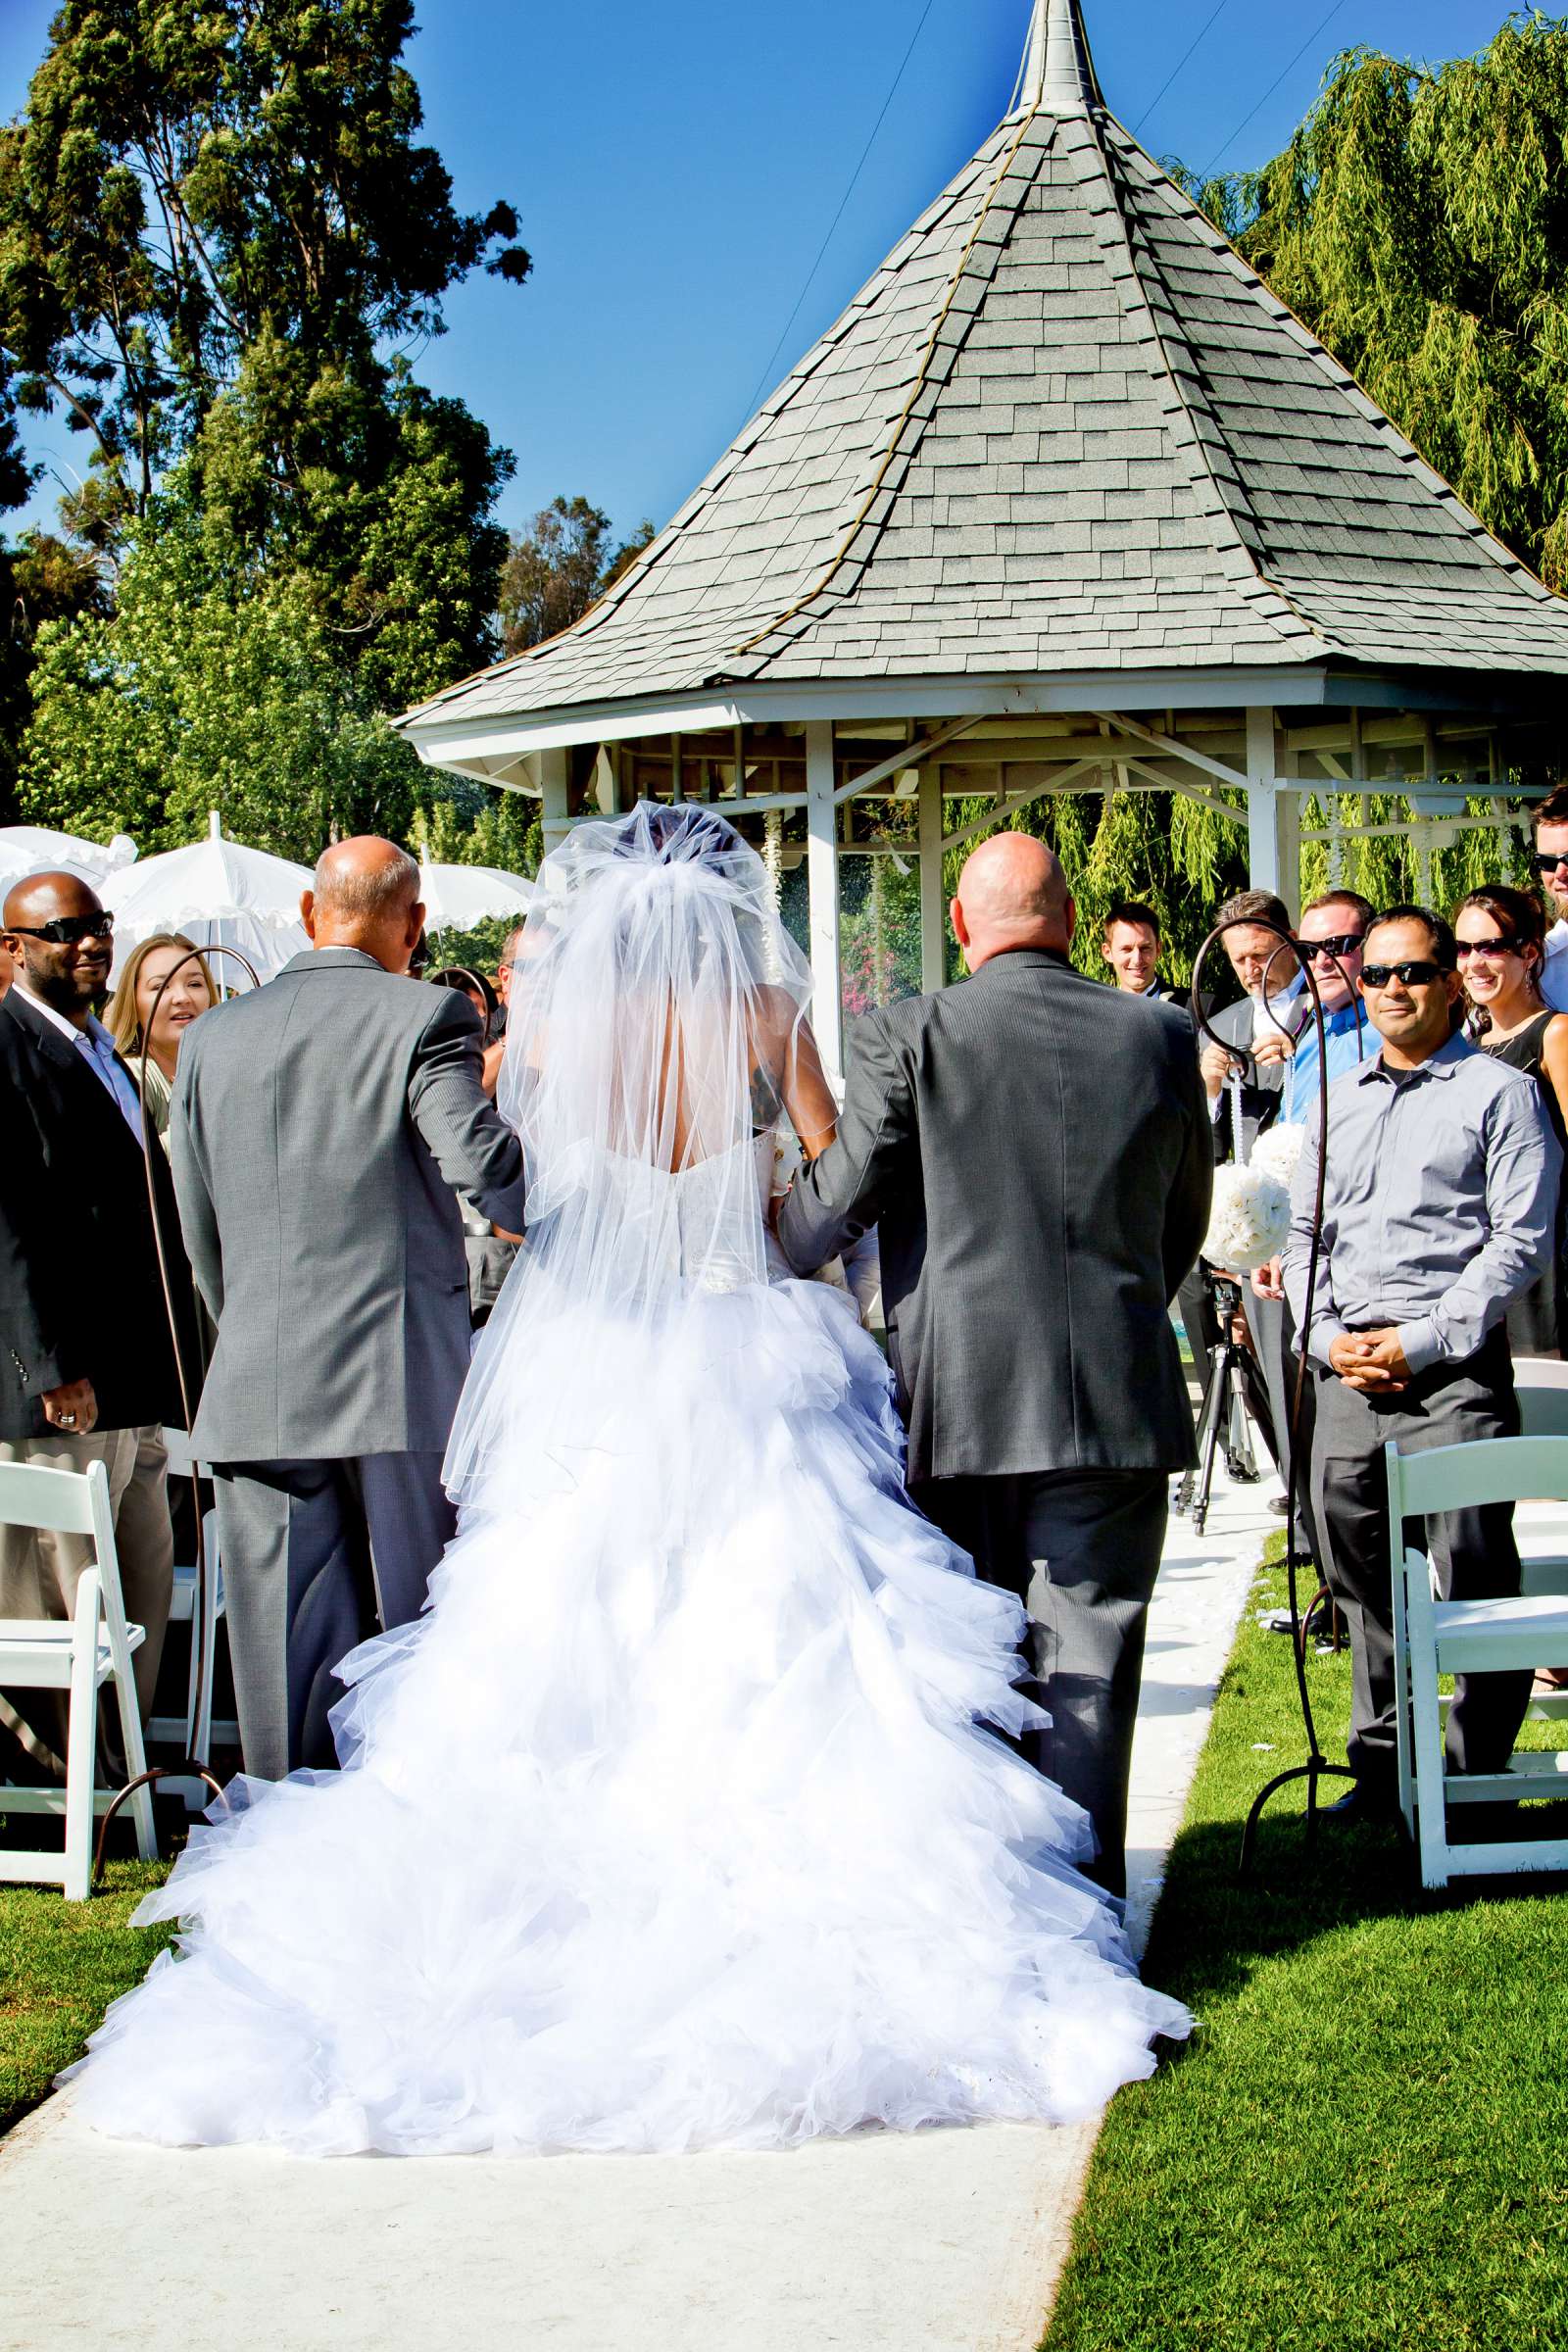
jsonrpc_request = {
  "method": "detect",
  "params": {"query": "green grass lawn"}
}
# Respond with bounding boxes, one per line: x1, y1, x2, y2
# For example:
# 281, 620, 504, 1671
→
0, 1860, 172, 2135
1046, 1548, 1568, 2352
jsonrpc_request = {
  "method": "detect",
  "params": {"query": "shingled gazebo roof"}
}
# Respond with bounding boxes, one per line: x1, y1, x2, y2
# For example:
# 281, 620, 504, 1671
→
404, 0, 1568, 752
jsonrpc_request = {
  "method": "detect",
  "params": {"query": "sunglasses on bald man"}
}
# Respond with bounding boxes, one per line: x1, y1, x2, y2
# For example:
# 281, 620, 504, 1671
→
6, 911, 115, 944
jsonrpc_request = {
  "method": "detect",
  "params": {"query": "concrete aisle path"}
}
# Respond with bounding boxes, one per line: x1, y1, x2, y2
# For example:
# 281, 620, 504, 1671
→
0, 1470, 1272, 2352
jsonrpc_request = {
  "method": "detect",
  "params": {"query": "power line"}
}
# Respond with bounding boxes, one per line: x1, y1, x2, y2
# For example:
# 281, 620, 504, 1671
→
1132, 2, 1234, 139
1199, 1, 1350, 181
741, 0, 940, 425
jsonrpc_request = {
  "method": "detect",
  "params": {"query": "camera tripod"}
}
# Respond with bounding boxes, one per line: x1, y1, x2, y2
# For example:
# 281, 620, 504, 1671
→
1173, 1276, 1270, 1536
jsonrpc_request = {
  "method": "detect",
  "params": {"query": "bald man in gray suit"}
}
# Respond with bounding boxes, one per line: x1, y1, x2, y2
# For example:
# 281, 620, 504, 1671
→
779, 836, 1210, 1897
172, 839, 526, 1781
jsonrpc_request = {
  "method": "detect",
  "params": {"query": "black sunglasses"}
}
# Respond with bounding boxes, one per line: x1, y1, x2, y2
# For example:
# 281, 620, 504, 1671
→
1303, 931, 1364, 960
1533, 852, 1568, 876
1361, 959, 1449, 988
6, 912, 114, 945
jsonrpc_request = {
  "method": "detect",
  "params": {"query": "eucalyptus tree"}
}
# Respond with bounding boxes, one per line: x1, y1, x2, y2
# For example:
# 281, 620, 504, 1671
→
500, 499, 657, 655
0, 0, 531, 708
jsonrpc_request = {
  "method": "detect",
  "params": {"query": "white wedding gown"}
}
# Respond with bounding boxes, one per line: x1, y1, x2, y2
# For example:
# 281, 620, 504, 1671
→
68, 808, 1188, 2158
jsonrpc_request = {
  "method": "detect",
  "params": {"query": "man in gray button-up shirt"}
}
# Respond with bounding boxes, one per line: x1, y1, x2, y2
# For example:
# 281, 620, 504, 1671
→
1283, 905, 1560, 1816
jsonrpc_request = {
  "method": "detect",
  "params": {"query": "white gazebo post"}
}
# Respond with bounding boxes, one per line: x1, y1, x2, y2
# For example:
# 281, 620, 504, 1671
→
540, 747, 572, 858
918, 765, 947, 994
805, 721, 844, 1086
1245, 708, 1299, 916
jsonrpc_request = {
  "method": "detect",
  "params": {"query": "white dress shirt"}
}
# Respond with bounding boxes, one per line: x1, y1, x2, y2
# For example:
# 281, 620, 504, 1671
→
21, 983, 146, 1145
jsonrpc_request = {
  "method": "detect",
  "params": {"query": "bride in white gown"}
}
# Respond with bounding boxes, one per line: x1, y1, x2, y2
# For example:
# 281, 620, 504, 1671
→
69, 801, 1188, 2156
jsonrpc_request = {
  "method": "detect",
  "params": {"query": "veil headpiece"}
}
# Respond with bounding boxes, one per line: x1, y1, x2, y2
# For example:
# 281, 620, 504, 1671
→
446, 803, 814, 1500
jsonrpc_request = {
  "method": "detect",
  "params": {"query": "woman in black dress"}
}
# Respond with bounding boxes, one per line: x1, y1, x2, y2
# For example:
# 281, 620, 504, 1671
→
1454, 885, 1568, 1356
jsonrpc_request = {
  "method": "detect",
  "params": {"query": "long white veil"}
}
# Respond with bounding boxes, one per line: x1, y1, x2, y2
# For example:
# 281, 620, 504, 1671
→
444, 801, 815, 1507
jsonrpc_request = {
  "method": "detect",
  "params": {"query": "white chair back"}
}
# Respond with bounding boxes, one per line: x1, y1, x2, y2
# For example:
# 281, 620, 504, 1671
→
1384, 1434, 1568, 1519
0, 1457, 155, 1896
161, 1428, 199, 1479
1515, 1377, 1568, 1439
1385, 1434, 1568, 1888
0, 1458, 104, 1539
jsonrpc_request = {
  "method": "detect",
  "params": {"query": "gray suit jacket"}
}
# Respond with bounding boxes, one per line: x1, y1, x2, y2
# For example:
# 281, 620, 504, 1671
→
777, 949, 1211, 1485
1207, 988, 1309, 1164
172, 949, 527, 1461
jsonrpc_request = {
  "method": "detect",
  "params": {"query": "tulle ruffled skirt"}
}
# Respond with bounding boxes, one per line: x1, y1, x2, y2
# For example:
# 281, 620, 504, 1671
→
68, 1278, 1187, 2155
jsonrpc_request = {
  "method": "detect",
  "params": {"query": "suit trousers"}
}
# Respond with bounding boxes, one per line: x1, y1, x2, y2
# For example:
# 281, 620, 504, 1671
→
0, 1425, 173, 1781
914, 1468, 1169, 1898
1243, 1289, 1327, 1568
213, 1452, 455, 1782
1309, 1335, 1532, 1790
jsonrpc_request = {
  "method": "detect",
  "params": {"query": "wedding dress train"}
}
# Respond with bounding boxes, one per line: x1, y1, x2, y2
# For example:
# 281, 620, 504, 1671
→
68, 806, 1188, 2156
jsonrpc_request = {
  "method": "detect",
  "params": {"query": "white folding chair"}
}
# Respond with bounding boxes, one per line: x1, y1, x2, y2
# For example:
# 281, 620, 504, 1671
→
1387, 1435, 1568, 1890
0, 1457, 157, 1899
147, 1430, 230, 1789
1509, 1367, 1568, 1722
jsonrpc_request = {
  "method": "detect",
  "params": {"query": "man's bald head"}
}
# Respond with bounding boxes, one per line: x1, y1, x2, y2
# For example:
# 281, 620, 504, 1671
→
951, 833, 1074, 972
1, 870, 114, 1022
2, 869, 102, 931
302, 837, 425, 973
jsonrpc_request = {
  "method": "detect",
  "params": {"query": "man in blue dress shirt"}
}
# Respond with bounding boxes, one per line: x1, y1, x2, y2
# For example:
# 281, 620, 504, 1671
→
1283, 905, 1559, 1820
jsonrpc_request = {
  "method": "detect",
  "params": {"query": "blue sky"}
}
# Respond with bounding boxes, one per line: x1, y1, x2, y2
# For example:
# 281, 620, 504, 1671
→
0, 1, 1526, 546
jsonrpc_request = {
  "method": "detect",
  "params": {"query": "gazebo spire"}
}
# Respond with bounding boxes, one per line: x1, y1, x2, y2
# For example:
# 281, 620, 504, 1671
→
1017, 0, 1102, 117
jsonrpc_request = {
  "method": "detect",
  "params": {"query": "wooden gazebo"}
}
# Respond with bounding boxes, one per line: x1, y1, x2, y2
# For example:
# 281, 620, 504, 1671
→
401, 0, 1568, 1080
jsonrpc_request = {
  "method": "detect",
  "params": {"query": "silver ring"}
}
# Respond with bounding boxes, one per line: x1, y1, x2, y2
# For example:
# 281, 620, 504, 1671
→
59, 1413, 76, 1428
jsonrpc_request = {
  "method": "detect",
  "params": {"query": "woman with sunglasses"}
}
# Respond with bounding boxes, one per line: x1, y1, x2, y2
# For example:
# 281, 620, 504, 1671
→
1454, 886, 1568, 1359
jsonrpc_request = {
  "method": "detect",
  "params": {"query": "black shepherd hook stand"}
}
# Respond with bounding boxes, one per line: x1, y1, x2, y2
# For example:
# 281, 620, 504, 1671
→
1186, 918, 1359, 1875
91, 942, 259, 1888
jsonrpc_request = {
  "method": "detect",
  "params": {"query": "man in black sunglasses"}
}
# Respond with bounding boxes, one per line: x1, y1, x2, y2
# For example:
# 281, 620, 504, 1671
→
1531, 782, 1568, 1011
0, 871, 191, 1785
1282, 905, 1558, 1824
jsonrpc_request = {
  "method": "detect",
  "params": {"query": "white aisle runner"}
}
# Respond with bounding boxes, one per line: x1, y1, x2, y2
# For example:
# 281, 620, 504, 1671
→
0, 1472, 1272, 2352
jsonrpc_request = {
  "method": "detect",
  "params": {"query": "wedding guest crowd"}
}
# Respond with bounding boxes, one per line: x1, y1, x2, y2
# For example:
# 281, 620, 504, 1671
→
6, 808, 1568, 1858
1160, 858, 1568, 1817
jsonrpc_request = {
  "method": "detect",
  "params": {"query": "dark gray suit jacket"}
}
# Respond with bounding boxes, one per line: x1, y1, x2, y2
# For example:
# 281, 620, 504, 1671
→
777, 949, 1211, 1484
172, 949, 527, 1462
1206, 988, 1309, 1164
0, 990, 193, 1438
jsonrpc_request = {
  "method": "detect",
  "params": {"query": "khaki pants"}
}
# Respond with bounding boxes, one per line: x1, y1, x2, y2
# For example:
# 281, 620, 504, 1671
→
0, 1425, 174, 1781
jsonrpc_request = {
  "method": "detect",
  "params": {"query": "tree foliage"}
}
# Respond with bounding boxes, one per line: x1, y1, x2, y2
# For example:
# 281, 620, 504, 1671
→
410, 782, 539, 878
498, 496, 654, 655
1197, 12, 1568, 588
17, 478, 426, 858
0, 0, 528, 704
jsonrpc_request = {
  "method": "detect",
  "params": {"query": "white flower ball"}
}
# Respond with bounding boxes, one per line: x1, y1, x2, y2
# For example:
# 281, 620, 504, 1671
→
1250, 1122, 1304, 1189
1203, 1163, 1292, 1273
